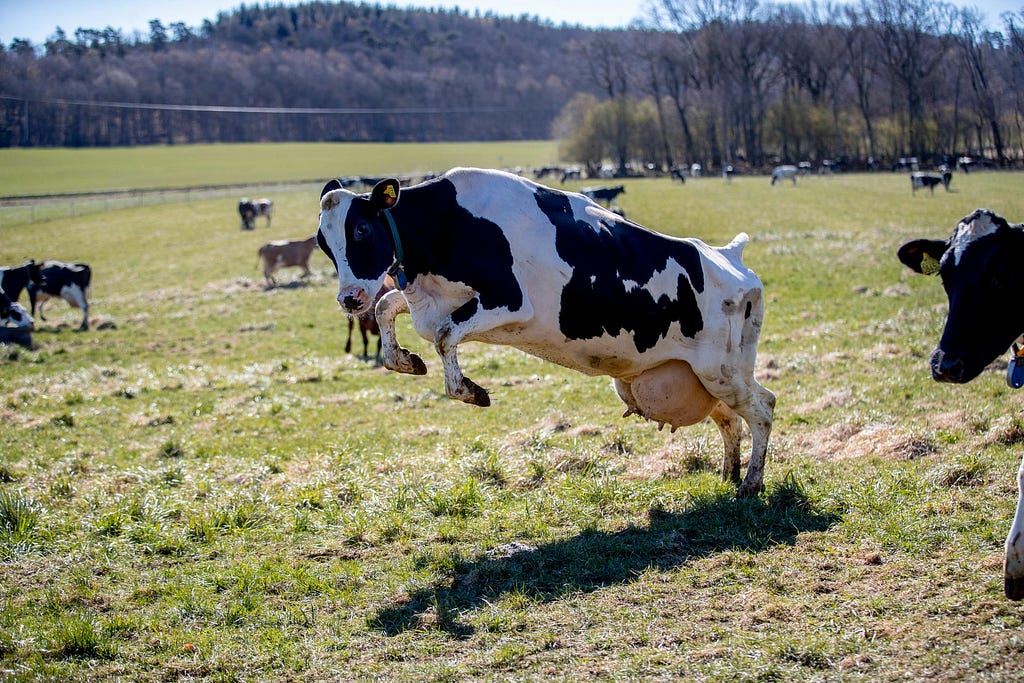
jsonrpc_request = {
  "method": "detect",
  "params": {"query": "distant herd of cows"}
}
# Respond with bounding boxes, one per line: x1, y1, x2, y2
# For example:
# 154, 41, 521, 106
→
1, 161, 1020, 601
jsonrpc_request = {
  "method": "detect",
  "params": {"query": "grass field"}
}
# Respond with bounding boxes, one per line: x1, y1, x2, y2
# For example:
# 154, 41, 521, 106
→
2, 147, 1024, 681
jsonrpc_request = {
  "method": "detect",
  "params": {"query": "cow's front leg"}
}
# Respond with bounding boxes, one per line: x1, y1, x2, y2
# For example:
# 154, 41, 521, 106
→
376, 290, 426, 376
434, 301, 490, 407
1005, 453, 1024, 601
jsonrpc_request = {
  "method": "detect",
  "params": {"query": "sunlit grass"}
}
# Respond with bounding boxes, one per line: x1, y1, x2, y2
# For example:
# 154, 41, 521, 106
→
2, 157, 1024, 680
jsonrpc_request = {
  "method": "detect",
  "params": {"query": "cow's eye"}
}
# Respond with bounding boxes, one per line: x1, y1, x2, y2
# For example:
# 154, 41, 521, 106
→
353, 223, 371, 241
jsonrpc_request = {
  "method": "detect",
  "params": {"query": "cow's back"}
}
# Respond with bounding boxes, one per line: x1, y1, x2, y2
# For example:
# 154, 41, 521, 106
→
436, 169, 762, 378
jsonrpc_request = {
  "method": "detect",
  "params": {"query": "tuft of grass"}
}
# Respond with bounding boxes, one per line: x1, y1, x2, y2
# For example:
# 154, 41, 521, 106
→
0, 489, 41, 544
50, 614, 111, 659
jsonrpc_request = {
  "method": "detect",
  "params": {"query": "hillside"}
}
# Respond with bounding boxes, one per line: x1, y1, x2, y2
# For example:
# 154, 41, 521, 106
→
0, 2, 602, 146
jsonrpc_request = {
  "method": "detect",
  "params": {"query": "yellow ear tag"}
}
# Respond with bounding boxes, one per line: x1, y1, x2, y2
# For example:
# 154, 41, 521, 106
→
382, 184, 398, 207
920, 253, 940, 275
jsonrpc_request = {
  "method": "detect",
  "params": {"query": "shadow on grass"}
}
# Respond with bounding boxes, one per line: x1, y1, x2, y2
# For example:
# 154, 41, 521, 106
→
369, 476, 840, 637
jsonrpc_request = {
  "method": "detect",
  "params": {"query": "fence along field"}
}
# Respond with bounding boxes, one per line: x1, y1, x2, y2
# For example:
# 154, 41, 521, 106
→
1, 148, 1024, 680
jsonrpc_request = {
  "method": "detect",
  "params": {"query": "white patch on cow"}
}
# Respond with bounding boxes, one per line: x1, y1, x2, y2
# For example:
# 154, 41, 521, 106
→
951, 212, 1000, 265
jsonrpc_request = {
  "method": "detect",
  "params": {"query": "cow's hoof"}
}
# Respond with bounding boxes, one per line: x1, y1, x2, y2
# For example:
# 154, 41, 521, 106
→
453, 378, 490, 407
409, 353, 427, 375
385, 350, 428, 376
736, 480, 763, 499
1006, 574, 1024, 601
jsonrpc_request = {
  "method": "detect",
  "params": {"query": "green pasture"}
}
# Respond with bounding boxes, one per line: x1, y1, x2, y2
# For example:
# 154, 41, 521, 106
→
2, 148, 1024, 681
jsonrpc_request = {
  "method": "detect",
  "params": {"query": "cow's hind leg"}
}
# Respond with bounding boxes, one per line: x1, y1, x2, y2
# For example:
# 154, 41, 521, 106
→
376, 290, 426, 376
1006, 453, 1024, 600
63, 285, 89, 330
710, 402, 743, 484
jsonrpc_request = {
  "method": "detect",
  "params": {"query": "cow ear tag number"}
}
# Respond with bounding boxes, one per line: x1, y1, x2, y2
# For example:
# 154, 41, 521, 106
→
1007, 343, 1024, 389
920, 253, 940, 275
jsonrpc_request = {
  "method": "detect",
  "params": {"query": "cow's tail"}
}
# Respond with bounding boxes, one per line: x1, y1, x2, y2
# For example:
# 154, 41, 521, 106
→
719, 232, 750, 264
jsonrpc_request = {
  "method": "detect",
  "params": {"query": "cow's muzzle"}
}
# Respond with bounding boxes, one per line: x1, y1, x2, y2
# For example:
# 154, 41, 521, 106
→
930, 347, 966, 383
338, 287, 371, 316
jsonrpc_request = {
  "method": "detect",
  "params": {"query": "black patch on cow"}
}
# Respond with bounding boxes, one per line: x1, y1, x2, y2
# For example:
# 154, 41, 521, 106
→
452, 297, 479, 325
333, 177, 524, 317
535, 187, 705, 352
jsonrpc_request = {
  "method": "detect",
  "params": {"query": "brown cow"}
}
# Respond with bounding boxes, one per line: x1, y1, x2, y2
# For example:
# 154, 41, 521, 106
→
258, 236, 317, 287
345, 275, 395, 362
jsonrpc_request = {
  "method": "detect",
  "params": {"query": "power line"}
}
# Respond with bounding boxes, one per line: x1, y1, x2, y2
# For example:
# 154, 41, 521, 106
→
0, 94, 556, 116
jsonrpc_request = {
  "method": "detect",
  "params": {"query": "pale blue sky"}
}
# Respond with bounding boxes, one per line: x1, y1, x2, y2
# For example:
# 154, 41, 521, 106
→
1, 0, 1021, 47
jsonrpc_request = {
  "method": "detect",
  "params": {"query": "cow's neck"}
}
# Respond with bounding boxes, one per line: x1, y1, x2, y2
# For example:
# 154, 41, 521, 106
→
382, 209, 407, 290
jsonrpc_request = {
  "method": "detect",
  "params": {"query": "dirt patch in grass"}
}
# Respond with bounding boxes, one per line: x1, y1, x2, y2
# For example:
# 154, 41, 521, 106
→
793, 421, 935, 461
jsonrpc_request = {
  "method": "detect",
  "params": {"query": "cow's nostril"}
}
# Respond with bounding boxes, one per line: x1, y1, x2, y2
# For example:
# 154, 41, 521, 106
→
343, 295, 361, 311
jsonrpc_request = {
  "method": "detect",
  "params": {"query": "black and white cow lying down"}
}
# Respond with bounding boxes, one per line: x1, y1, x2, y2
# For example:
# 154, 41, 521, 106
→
317, 167, 776, 497
898, 208, 1024, 600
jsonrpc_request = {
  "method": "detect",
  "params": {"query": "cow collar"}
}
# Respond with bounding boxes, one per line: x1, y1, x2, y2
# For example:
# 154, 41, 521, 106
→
382, 209, 408, 290
1009, 336, 1024, 389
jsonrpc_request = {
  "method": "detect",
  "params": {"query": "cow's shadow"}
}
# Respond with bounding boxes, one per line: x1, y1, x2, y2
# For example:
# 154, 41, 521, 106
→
369, 477, 840, 637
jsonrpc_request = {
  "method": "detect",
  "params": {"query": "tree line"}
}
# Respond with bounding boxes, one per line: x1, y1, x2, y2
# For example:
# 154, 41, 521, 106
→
1, 0, 1023, 173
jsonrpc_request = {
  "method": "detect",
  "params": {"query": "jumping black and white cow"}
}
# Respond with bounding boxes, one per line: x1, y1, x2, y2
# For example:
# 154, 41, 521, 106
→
770, 165, 798, 186
910, 171, 952, 195
317, 168, 776, 497
898, 208, 1024, 600
30, 260, 91, 331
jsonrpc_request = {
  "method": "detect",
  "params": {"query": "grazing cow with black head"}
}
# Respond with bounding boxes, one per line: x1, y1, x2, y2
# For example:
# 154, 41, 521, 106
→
581, 185, 626, 206
910, 171, 952, 195
317, 167, 775, 497
30, 260, 91, 331
239, 199, 258, 230
898, 208, 1024, 600
0, 261, 39, 305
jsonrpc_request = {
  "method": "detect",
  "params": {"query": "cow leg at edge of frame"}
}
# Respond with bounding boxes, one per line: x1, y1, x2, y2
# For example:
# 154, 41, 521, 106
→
709, 402, 743, 484
735, 381, 776, 497
375, 289, 427, 376
1005, 452, 1024, 601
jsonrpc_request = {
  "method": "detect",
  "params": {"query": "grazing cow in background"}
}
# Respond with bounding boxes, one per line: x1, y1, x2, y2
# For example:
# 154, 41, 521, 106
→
255, 198, 273, 227
317, 168, 775, 497
911, 171, 952, 195
669, 166, 687, 183
770, 165, 798, 186
898, 208, 1024, 600
345, 275, 396, 362
258, 236, 317, 287
30, 260, 91, 331
0, 261, 39, 305
581, 185, 626, 206
0, 291, 31, 328
239, 199, 258, 230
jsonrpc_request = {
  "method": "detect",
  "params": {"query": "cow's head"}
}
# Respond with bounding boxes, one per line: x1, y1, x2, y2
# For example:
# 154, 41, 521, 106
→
899, 209, 1024, 384
317, 177, 401, 316
0, 295, 31, 329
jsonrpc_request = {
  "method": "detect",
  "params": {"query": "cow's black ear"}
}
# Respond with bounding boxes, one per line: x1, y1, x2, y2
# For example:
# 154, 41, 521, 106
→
321, 178, 343, 199
898, 239, 947, 275
369, 178, 401, 212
